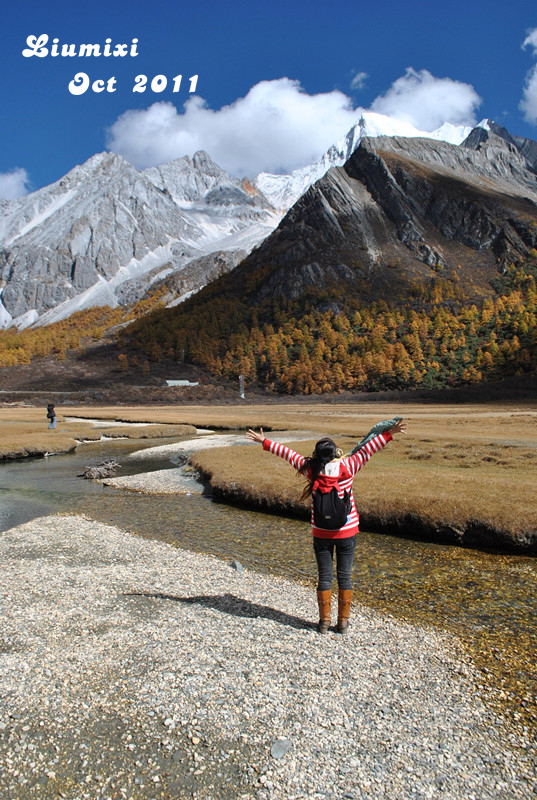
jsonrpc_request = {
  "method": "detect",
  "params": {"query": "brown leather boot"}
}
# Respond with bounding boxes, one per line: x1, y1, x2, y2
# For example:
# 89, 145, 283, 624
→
316, 590, 331, 633
337, 589, 353, 634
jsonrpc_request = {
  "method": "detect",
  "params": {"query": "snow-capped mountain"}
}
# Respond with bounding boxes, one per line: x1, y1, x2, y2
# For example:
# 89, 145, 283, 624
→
0, 151, 279, 329
0, 112, 527, 330
253, 111, 474, 211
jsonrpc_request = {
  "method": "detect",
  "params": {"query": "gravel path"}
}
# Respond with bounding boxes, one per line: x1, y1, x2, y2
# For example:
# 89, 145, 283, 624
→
0, 514, 534, 800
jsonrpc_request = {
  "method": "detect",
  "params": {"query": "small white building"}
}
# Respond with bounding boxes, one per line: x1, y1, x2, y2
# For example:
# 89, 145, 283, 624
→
165, 379, 199, 387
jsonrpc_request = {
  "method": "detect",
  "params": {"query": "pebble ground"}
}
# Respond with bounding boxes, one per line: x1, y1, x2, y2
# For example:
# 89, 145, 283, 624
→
0, 514, 534, 800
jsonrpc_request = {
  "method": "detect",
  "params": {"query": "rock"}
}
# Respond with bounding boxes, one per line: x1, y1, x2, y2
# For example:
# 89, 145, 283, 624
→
270, 738, 291, 759
80, 460, 120, 480
230, 559, 244, 573
142, 250, 247, 309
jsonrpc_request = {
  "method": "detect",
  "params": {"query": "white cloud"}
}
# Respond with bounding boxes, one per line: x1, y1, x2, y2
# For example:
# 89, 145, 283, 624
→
350, 71, 368, 90
0, 168, 30, 199
107, 71, 482, 177
107, 78, 360, 176
522, 28, 537, 52
520, 28, 537, 123
370, 68, 481, 131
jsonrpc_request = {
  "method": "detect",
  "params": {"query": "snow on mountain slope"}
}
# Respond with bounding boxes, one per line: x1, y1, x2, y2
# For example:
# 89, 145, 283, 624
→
181, 205, 280, 254
254, 111, 474, 211
5, 190, 77, 245
0, 150, 279, 328
0, 113, 509, 330
30, 204, 280, 329
35, 276, 120, 328
0, 288, 12, 329
143, 150, 278, 258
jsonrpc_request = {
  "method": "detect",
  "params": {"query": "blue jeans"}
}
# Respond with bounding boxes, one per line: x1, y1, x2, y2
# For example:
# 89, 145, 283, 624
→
48, 418, 56, 429
313, 535, 356, 591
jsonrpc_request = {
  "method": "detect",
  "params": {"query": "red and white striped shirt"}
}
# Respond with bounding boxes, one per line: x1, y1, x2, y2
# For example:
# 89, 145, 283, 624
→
262, 432, 392, 538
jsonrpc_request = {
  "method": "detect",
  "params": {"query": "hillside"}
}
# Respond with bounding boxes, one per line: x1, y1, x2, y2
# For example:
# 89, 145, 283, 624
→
116, 255, 537, 395
115, 131, 537, 395
2, 122, 537, 398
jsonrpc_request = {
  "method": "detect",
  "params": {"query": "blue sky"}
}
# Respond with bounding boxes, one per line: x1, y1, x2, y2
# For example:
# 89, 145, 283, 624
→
2, 0, 537, 196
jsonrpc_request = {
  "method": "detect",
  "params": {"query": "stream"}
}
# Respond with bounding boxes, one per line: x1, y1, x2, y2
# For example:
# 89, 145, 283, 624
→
1, 434, 536, 737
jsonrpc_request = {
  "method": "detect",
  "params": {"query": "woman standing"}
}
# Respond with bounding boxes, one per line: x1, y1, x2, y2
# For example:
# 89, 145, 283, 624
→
246, 420, 406, 633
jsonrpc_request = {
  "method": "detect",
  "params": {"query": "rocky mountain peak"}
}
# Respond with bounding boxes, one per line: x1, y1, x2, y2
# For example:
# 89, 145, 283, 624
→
191, 150, 228, 176
0, 144, 280, 328
59, 151, 135, 187
228, 128, 537, 307
464, 120, 537, 175
143, 150, 240, 204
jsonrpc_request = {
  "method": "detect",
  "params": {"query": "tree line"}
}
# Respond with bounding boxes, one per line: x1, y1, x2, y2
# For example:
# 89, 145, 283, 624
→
0, 288, 168, 367
2, 256, 536, 395
119, 257, 537, 394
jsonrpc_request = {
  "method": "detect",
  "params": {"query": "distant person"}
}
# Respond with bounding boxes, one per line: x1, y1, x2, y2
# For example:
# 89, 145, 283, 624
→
46, 403, 56, 430
246, 420, 407, 634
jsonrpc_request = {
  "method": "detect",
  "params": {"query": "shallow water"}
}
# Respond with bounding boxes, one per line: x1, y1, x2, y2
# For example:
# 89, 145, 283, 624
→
0, 438, 180, 531
1, 436, 536, 734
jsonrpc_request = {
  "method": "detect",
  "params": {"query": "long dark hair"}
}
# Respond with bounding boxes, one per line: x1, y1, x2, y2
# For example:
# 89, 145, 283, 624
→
298, 437, 337, 500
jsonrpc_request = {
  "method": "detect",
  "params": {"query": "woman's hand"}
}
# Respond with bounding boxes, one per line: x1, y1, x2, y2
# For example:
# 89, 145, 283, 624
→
246, 427, 265, 444
390, 420, 407, 436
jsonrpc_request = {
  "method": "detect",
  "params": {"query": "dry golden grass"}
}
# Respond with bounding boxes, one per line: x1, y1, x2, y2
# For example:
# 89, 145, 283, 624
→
0, 421, 80, 459
354, 444, 537, 536
105, 425, 197, 439
191, 435, 537, 536
38, 402, 537, 445
0, 412, 196, 459
188, 404, 537, 548
2, 402, 536, 544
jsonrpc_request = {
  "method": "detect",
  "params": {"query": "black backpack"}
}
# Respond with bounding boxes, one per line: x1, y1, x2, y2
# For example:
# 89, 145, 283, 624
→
312, 487, 351, 530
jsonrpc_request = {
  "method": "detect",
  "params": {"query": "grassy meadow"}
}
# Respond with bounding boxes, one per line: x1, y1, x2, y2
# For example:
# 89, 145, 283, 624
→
192, 433, 537, 550
0, 408, 196, 459
1, 402, 536, 550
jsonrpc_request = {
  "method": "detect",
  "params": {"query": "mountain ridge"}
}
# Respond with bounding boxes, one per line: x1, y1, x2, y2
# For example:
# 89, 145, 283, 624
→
253, 112, 474, 211
238, 129, 537, 308
0, 150, 279, 329
1, 113, 537, 332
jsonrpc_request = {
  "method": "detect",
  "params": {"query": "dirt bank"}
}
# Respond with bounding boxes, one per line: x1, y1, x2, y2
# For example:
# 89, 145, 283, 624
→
190, 436, 537, 555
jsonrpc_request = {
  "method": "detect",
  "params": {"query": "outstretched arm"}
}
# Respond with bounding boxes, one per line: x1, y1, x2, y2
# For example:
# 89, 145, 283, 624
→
246, 428, 306, 471
349, 416, 406, 456
246, 427, 265, 444
348, 420, 407, 474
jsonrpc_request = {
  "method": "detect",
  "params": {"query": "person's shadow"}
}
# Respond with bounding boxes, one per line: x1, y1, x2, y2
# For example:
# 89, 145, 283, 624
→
125, 591, 316, 631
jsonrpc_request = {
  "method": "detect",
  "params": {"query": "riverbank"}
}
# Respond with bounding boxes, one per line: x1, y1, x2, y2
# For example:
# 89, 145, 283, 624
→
101, 425, 537, 554
0, 514, 534, 800
0, 409, 197, 459
2, 403, 537, 552
190, 437, 537, 554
